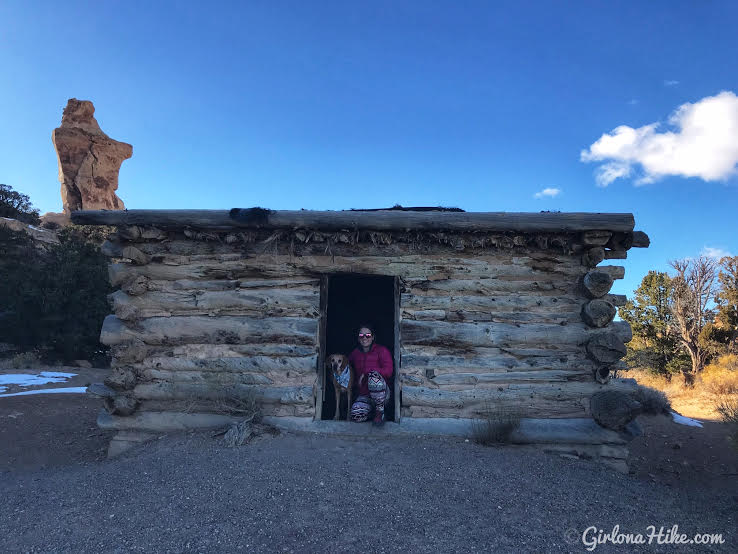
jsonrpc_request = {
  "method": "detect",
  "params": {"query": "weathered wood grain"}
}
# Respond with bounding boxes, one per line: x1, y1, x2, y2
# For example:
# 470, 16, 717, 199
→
402, 380, 638, 413
401, 309, 582, 324
400, 293, 582, 312
132, 383, 313, 405
138, 368, 316, 387
109, 289, 319, 320
401, 319, 632, 349
100, 315, 318, 347
581, 299, 617, 328
107, 256, 593, 286
428, 370, 588, 385
401, 350, 597, 372
132, 354, 317, 373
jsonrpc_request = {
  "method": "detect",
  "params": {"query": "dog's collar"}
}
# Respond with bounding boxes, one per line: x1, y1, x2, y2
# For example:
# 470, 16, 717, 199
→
335, 364, 350, 388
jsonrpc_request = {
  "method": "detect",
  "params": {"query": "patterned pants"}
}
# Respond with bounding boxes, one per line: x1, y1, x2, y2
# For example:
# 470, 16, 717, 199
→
350, 372, 390, 422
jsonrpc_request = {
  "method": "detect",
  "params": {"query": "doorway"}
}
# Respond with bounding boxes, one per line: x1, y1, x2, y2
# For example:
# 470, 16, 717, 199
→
319, 274, 399, 422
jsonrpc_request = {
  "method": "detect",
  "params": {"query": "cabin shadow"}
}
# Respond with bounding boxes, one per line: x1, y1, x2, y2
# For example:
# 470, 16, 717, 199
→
322, 274, 396, 422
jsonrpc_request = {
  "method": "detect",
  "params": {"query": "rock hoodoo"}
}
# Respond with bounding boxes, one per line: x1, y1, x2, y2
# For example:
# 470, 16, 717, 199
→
52, 99, 131, 213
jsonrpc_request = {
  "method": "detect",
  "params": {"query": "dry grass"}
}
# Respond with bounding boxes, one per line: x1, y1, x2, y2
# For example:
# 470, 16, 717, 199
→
472, 405, 521, 445
623, 354, 738, 420
716, 397, 738, 449
702, 355, 738, 395
631, 385, 671, 415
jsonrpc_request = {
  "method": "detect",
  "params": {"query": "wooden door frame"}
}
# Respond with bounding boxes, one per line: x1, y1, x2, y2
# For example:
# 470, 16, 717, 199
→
393, 276, 401, 423
315, 273, 400, 422
315, 275, 328, 421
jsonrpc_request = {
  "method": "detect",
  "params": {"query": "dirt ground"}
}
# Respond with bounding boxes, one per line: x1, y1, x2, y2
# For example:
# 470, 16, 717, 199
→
1, 367, 736, 487
1, 368, 736, 551
0, 367, 114, 472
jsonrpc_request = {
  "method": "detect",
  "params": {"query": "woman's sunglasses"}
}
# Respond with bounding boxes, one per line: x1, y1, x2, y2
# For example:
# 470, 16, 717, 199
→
358, 333, 373, 338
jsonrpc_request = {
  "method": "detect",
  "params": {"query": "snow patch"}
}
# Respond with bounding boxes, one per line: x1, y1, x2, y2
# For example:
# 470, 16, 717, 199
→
0, 386, 6, 393
0, 387, 88, 398
670, 411, 703, 427
0, 371, 77, 387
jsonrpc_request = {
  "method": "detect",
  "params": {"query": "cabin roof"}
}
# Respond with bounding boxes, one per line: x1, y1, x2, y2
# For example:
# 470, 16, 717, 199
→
72, 208, 640, 234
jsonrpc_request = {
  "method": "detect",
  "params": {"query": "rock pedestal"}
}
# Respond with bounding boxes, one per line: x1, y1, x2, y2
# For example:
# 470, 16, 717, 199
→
52, 99, 131, 213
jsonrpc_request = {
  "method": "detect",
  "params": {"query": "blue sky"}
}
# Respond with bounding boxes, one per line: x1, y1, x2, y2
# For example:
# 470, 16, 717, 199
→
1, 1, 737, 298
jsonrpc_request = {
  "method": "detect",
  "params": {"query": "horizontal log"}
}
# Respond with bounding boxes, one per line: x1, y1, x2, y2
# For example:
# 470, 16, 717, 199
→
402, 380, 638, 411
109, 289, 319, 320
100, 315, 318, 347
142, 278, 318, 295
132, 383, 313, 405
429, 370, 587, 385
98, 410, 240, 432
400, 293, 582, 312
134, 402, 313, 418
138, 369, 315, 387
401, 309, 581, 324
401, 319, 632, 349
142, 251, 582, 271
107, 256, 588, 286
72, 209, 636, 232
133, 354, 317, 373
403, 404, 586, 419
405, 278, 574, 296
133, 237, 570, 259
401, 351, 596, 372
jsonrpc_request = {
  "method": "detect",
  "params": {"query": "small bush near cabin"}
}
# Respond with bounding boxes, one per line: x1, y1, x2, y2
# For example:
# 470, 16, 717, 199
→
472, 404, 521, 445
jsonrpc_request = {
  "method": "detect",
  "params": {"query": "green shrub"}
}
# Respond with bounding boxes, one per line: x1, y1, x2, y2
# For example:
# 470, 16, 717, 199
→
0, 223, 111, 363
0, 184, 40, 225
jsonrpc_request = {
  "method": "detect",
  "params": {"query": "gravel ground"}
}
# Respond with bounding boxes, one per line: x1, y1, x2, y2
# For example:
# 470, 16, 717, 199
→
1, 430, 735, 553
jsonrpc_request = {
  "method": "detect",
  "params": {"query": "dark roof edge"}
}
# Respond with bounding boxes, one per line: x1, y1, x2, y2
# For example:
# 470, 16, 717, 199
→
71, 209, 636, 233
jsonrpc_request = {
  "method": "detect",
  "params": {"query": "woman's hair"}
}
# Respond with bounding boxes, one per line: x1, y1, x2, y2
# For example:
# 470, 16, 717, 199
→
356, 322, 375, 336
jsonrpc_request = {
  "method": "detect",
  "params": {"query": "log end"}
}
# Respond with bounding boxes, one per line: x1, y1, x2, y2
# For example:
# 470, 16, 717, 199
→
632, 230, 650, 248
590, 390, 642, 431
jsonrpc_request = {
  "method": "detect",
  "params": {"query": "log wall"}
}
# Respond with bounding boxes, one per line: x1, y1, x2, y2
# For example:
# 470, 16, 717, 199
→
96, 222, 637, 425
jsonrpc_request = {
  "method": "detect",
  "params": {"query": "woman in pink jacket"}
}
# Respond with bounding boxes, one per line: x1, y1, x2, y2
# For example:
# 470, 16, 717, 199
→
348, 323, 393, 426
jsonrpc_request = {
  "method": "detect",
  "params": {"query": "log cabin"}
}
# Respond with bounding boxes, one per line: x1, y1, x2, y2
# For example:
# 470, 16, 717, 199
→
73, 207, 649, 470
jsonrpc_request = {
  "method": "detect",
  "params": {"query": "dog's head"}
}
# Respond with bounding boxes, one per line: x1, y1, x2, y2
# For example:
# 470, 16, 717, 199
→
327, 353, 349, 375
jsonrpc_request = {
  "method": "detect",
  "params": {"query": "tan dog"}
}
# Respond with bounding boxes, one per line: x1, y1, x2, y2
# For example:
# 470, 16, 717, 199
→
327, 353, 354, 421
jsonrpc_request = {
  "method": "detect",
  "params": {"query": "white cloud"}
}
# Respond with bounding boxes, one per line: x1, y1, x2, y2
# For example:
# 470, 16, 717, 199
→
533, 187, 561, 199
627, 99, 639, 106
701, 246, 733, 260
664, 80, 680, 87
580, 91, 738, 186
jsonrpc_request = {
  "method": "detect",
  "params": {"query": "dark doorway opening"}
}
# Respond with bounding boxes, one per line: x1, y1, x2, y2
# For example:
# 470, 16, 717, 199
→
322, 274, 397, 422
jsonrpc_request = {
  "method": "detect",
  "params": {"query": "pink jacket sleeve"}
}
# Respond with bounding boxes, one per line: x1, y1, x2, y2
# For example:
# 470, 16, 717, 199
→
376, 345, 394, 379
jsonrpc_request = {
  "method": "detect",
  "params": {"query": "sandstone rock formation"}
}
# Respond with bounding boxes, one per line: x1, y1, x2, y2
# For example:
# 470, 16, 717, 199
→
52, 99, 131, 213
